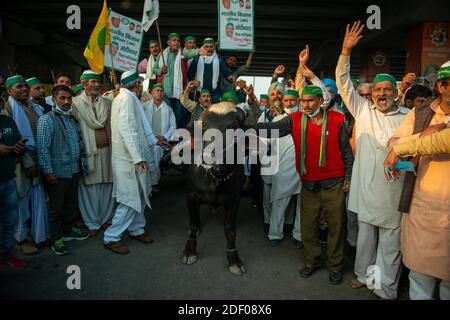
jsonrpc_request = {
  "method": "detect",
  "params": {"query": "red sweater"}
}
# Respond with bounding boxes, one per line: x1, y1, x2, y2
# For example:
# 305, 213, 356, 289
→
291, 111, 345, 181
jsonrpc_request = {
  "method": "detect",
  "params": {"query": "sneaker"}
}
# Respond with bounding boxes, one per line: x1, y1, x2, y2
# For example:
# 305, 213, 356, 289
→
104, 241, 129, 255
0, 253, 27, 269
19, 240, 39, 255
292, 239, 304, 249
63, 227, 89, 241
51, 239, 69, 256
329, 271, 343, 285
299, 265, 320, 278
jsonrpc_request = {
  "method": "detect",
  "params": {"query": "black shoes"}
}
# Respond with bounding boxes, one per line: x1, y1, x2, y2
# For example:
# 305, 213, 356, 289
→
299, 265, 320, 278
329, 271, 342, 285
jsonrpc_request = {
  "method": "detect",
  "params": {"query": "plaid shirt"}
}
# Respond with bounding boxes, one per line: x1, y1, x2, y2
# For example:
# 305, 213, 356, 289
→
37, 110, 81, 178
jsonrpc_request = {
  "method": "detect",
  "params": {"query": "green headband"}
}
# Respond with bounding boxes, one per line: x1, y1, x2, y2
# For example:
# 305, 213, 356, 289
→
373, 74, 397, 87
301, 86, 323, 96
438, 65, 450, 80
283, 89, 299, 97
152, 83, 164, 90
5, 75, 26, 89
260, 94, 269, 100
26, 77, 42, 87
168, 33, 180, 40
149, 39, 159, 45
80, 71, 101, 81
185, 36, 196, 43
203, 38, 214, 45
73, 84, 83, 95
200, 89, 210, 95
222, 91, 239, 104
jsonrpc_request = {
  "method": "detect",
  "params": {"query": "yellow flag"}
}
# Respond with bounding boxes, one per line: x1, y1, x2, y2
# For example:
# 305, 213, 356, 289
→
83, 0, 112, 73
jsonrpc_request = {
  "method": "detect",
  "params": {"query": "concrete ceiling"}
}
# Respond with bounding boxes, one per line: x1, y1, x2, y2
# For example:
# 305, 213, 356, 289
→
1, 0, 448, 77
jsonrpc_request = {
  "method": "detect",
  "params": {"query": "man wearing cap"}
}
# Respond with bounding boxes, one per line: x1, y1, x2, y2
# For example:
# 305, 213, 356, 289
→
183, 36, 199, 69
257, 88, 302, 249
188, 38, 234, 104
336, 21, 409, 299
144, 83, 176, 192
71, 70, 114, 237
153, 33, 189, 129
138, 40, 161, 87
221, 47, 255, 94
37, 85, 88, 255
384, 61, 450, 300
27, 77, 52, 114
104, 71, 160, 254
3, 75, 48, 255
256, 85, 354, 284
282, 89, 300, 114
181, 80, 212, 123
258, 94, 269, 111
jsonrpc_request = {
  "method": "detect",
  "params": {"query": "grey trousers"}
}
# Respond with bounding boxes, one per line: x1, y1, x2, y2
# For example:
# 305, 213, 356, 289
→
354, 221, 402, 300
409, 270, 450, 300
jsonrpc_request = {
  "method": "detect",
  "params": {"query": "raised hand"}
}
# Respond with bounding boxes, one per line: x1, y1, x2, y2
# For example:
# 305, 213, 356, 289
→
301, 65, 315, 79
400, 73, 416, 92
273, 65, 285, 77
299, 45, 310, 66
342, 21, 365, 56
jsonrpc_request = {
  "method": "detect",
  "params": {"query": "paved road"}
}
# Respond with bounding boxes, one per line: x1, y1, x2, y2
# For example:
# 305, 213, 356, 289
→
0, 169, 377, 300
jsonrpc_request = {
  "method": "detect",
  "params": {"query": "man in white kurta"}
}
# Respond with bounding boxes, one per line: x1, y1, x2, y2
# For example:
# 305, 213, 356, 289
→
144, 83, 176, 190
104, 71, 157, 254
335, 22, 409, 299
72, 71, 114, 236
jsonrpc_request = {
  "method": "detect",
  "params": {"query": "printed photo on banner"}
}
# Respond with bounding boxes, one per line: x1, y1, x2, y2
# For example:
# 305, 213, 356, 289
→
218, 0, 254, 51
104, 9, 144, 72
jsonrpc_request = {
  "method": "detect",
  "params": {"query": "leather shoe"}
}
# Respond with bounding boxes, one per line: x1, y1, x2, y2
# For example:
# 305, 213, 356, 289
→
130, 233, 154, 244
104, 241, 129, 255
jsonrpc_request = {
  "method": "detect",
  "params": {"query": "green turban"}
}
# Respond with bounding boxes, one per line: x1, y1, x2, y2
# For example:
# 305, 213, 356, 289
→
149, 39, 159, 45
26, 77, 42, 87
301, 86, 323, 96
222, 91, 239, 104
80, 70, 102, 81
200, 89, 210, 95
373, 74, 397, 88
152, 83, 164, 90
351, 77, 361, 85
184, 36, 196, 43
5, 75, 26, 89
283, 89, 299, 97
203, 37, 214, 45
260, 94, 269, 100
438, 61, 450, 80
168, 33, 180, 40
73, 84, 83, 95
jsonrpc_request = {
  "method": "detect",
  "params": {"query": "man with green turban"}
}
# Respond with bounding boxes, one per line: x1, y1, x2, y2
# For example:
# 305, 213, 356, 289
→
26, 77, 52, 114
336, 21, 409, 299
181, 80, 211, 123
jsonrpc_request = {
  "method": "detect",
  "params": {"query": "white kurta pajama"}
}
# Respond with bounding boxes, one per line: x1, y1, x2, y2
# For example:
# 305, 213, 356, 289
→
336, 54, 409, 300
144, 99, 176, 185
72, 92, 114, 231
259, 113, 302, 241
104, 88, 155, 243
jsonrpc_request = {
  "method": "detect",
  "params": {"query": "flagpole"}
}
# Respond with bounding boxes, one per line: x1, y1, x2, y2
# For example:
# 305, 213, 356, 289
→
155, 20, 166, 67
109, 46, 118, 86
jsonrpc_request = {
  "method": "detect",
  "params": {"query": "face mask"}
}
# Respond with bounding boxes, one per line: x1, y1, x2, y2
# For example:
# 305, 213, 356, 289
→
307, 107, 321, 118
259, 105, 266, 111
55, 105, 72, 115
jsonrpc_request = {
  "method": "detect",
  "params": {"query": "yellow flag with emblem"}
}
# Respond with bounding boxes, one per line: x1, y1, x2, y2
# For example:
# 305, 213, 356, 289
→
83, 0, 111, 73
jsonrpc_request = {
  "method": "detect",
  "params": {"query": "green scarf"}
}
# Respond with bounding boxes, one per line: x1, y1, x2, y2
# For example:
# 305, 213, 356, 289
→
300, 110, 328, 175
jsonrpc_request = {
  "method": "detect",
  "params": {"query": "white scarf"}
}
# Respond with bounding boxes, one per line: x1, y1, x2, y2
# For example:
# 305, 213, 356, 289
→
9, 96, 43, 150
196, 53, 220, 91
146, 54, 158, 80
146, 99, 170, 136
158, 47, 183, 99
121, 88, 157, 147
75, 91, 110, 158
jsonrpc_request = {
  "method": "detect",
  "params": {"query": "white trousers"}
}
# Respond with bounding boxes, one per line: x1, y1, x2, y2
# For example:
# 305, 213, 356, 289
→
263, 183, 301, 241
78, 183, 115, 230
409, 270, 450, 300
14, 183, 48, 244
354, 221, 402, 300
103, 193, 147, 243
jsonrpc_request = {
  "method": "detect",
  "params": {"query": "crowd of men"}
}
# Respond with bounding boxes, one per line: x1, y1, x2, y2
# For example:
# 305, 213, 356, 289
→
0, 21, 449, 300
